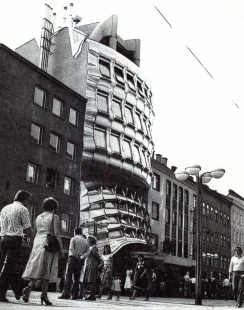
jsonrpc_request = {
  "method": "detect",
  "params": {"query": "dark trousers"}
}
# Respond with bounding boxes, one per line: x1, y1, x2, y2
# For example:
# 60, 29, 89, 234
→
0, 236, 22, 298
63, 256, 83, 298
232, 271, 244, 305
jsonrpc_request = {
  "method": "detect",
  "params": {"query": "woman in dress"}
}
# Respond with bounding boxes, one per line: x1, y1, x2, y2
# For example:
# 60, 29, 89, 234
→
97, 244, 113, 299
130, 254, 149, 301
83, 235, 100, 301
22, 197, 63, 305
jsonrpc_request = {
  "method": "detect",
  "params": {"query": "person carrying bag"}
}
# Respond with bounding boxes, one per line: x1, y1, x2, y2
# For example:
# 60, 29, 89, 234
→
22, 197, 63, 305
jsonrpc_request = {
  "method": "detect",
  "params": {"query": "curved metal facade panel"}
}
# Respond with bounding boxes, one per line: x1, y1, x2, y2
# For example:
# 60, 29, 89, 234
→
82, 39, 154, 187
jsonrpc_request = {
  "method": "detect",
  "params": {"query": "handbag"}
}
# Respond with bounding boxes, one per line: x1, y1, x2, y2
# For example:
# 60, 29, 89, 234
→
44, 213, 61, 253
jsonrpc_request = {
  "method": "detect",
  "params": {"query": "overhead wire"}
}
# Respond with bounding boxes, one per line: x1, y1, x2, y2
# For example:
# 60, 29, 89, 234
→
153, 4, 240, 109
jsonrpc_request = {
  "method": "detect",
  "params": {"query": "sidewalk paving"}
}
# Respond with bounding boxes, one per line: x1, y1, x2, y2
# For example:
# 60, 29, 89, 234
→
0, 291, 239, 310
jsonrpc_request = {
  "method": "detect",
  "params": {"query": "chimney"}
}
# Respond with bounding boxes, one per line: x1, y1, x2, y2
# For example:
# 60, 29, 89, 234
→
156, 154, 162, 162
161, 157, 168, 166
171, 166, 177, 172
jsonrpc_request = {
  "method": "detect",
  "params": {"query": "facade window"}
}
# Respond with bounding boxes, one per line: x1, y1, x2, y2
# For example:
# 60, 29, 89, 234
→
99, 58, 110, 78
66, 141, 77, 160
34, 86, 45, 107
49, 132, 60, 153
178, 213, 183, 228
135, 112, 142, 130
206, 204, 210, 217
110, 132, 120, 153
26, 162, 39, 184
184, 190, 189, 205
172, 211, 177, 226
220, 211, 223, 223
153, 173, 160, 191
215, 209, 218, 221
64, 176, 75, 195
215, 232, 219, 245
114, 65, 124, 84
151, 233, 158, 251
52, 98, 63, 117
152, 202, 159, 220
210, 231, 214, 243
173, 184, 177, 200
30, 123, 43, 144
179, 187, 183, 203
112, 98, 122, 118
193, 195, 196, 208
69, 107, 79, 126
210, 206, 214, 219
94, 127, 106, 149
220, 234, 223, 247
223, 235, 227, 248
202, 227, 206, 241
123, 138, 132, 158
166, 180, 171, 196
134, 144, 141, 163
97, 92, 108, 112
202, 202, 206, 215
46, 168, 59, 189
124, 104, 133, 124
127, 72, 135, 91
165, 207, 170, 224
184, 215, 188, 230
61, 213, 73, 232
227, 215, 230, 227
224, 213, 227, 225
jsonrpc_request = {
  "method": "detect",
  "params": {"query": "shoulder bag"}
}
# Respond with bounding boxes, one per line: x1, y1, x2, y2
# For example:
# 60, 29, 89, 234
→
44, 213, 61, 253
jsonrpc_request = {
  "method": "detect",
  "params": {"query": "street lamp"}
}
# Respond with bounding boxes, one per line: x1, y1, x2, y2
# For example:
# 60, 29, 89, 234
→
80, 218, 109, 236
175, 166, 225, 305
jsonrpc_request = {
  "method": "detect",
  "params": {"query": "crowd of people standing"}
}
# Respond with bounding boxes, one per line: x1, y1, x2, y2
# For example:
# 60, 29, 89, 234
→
0, 190, 157, 305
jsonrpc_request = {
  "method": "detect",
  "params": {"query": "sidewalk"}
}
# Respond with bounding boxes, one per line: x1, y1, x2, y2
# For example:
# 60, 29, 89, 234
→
0, 291, 238, 310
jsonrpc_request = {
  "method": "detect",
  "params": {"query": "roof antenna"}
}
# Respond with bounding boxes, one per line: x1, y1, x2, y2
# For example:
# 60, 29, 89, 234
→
63, 6, 68, 25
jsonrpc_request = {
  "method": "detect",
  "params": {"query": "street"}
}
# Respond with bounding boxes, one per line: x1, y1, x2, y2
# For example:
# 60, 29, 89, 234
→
0, 291, 239, 310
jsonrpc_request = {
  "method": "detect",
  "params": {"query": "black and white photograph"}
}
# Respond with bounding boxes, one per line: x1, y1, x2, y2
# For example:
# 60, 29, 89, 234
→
0, 0, 244, 309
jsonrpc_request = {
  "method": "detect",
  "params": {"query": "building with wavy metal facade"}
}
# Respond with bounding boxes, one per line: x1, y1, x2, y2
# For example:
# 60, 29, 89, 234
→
16, 7, 155, 262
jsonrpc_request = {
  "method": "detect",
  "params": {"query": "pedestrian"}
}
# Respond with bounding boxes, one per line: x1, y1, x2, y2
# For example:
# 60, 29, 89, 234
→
229, 246, 244, 307
59, 227, 89, 300
111, 273, 122, 300
223, 275, 231, 301
183, 271, 190, 297
124, 269, 133, 294
22, 197, 63, 305
190, 276, 196, 298
97, 244, 113, 299
83, 235, 100, 301
129, 254, 150, 301
0, 190, 32, 302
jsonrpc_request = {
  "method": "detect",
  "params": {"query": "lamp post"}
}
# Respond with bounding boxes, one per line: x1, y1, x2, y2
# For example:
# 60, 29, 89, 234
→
175, 165, 225, 305
80, 218, 109, 236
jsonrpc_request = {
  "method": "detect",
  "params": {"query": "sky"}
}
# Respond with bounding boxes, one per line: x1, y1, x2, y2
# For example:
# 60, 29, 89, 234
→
1, 0, 244, 197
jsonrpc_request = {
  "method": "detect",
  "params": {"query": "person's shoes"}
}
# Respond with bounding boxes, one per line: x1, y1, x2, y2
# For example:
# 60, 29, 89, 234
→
78, 295, 83, 299
107, 296, 112, 300
41, 295, 52, 305
58, 294, 70, 299
116, 297, 120, 301
144, 298, 149, 301
0, 297, 9, 302
129, 296, 135, 300
71, 296, 78, 300
97, 294, 101, 299
22, 286, 32, 303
